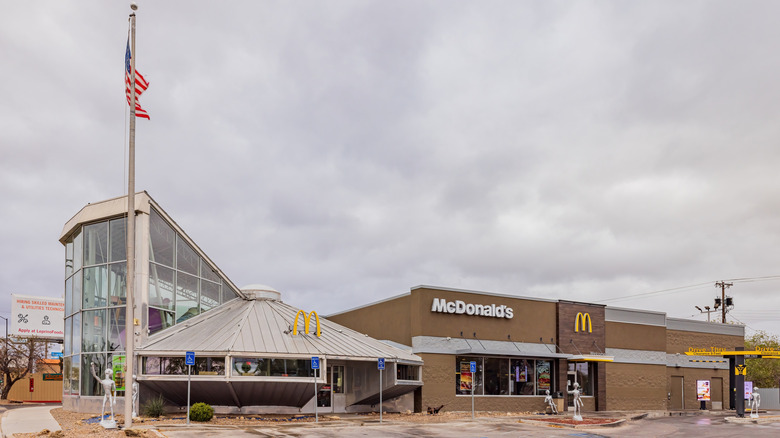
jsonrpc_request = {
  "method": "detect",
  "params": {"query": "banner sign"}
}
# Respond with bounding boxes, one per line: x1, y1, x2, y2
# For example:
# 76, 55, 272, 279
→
10, 294, 64, 339
696, 380, 711, 401
112, 355, 126, 391
43, 373, 63, 381
745, 381, 753, 400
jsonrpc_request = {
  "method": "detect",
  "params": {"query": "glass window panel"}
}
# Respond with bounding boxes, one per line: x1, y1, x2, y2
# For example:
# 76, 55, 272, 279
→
569, 362, 592, 396
201, 259, 220, 283
397, 364, 418, 381
70, 354, 80, 395
149, 264, 174, 309
63, 317, 72, 356
484, 357, 509, 395
72, 312, 81, 355
195, 357, 225, 375
81, 309, 107, 353
65, 277, 73, 316
83, 222, 108, 266
163, 357, 186, 375
332, 365, 344, 392
109, 217, 126, 262
200, 280, 219, 313
63, 356, 71, 395
222, 286, 240, 304
65, 241, 74, 278
455, 356, 483, 395
108, 308, 126, 352
82, 353, 108, 396
148, 308, 174, 335
536, 360, 553, 395
510, 359, 535, 395
149, 209, 174, 267
143, 356, 162, 375
175, 272, 199, 323
72, 271, 82, 315
73, 229, 83, 272
83, 266, 108, 309
109, 263, 127, 306
176, 236, 199, 276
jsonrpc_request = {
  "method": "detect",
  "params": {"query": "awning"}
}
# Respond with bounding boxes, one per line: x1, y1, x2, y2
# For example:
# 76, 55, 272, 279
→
569, 354, 614, 362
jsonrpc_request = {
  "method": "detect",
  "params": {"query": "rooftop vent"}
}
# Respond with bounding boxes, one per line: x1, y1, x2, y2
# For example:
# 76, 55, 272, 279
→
240, 284, 281, 301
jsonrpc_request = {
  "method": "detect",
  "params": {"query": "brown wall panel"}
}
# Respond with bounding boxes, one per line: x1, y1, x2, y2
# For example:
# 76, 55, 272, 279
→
667, 367, 732, 410
412, 288, 557, 343
327, 295, 412, 346
605, 363, 667, 410
605, 322, 666, 351
666, 330, 744, 354
557, 302, 605, 355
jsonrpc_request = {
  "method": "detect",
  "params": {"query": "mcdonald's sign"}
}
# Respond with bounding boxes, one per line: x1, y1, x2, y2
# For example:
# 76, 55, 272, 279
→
293, 310, 321, 337
575, 312, 592, 333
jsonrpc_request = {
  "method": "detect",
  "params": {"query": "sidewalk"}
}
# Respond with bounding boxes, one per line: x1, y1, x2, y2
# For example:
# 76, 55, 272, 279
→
1, 405, 61, 437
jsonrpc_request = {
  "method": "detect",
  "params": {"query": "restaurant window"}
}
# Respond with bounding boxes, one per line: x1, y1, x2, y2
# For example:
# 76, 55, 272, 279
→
536, 360, 553, 395
484, 357, 510, 395
455, 356, 483, 395
456, 356, 555, 396
397, 364, 419, 381
510, 359, 535, 395
231, 358, 314, 377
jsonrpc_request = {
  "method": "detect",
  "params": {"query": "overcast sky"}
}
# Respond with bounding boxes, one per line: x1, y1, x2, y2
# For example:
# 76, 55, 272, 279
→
3, 1, 780, 339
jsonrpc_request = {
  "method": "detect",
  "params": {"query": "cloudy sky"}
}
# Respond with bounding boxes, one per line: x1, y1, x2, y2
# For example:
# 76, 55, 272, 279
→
3, 1, 780, 338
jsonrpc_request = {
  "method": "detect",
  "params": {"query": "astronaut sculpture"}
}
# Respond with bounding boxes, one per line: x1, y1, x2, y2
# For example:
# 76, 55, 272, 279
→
544, 389, 558, 414
567, 381, 584, 421
750, 386, 761, 419
90, 363, 117, 428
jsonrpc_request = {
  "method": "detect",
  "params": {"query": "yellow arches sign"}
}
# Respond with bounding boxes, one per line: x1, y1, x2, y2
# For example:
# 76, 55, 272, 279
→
293, 310, 321, 337
575, 312, 592, 333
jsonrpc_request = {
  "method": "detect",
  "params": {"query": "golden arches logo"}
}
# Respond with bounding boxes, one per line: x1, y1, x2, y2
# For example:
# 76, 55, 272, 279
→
575, 312, 592, 333
293, 310, 321, 337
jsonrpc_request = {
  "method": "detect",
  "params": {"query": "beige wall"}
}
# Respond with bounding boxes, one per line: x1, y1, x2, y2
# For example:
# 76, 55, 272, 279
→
667, 367, 731, 410
606, 322, 666, 351
666, 330, 743, 354
9, 372, 62, 402
410, 288, 557, 342
605, 363, 667, 410
328, 295, 412, 346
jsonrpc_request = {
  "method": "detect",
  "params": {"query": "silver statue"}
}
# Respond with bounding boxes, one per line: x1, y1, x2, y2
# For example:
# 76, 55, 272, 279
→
544, 389, 558, 414
567, 381, 583, 421
131, 374, 139, 418
90, 363, 117, 429
750, 386, 761, 419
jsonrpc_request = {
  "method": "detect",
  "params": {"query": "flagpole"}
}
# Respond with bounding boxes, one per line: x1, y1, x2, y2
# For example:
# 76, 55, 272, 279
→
125, 2, 138, 429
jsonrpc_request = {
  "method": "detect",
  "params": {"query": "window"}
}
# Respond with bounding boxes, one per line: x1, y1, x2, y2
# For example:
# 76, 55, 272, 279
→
568, 362, 593, 396
231, 358, 314, 377
456, 356, 555, 396
397, 364, 419, 381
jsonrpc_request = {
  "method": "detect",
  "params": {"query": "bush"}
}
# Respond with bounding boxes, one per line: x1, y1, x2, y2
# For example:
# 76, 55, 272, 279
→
189, 402, 214, 422
141, 396, 166, 418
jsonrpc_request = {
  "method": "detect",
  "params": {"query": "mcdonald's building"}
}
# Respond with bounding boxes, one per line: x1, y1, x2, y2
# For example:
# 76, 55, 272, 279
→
59, 193, 423, 415
328, 286, 745, 413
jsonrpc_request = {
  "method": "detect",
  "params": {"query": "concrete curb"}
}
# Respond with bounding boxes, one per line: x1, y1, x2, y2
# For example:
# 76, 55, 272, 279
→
518, 417, 626, 429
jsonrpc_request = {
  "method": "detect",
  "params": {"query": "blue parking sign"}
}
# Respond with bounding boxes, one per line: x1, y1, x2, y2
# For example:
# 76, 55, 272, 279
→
470, 361, 476, 373
311, 357, 320, 369
185, 351, 195, 366
378, 358, 385, 370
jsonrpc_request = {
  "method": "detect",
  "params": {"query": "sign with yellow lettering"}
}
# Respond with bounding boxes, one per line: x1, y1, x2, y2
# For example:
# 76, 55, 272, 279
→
575, 312, 592, 333
735, 364, 747, 376
293, 310, 321, 337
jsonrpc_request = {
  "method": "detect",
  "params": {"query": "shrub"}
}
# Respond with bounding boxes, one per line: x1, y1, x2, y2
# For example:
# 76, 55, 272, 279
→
141, 396, 166, 418
189, 402, 214, 422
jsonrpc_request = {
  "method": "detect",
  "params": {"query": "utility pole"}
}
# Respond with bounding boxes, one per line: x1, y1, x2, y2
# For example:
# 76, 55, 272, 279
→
715, 281, 733, 324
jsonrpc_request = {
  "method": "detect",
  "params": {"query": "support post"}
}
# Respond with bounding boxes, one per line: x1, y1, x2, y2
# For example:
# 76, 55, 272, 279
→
735, 347, 745, 417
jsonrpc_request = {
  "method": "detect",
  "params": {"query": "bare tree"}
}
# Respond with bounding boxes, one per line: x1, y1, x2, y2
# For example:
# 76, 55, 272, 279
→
0, 337, 46, 400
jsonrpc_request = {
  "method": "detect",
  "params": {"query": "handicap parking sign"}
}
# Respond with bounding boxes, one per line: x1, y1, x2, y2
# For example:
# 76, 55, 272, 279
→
470, 361, 476, 373
311, 357, 320, 369
185, 351, 195, 366
378, 358, 385, 370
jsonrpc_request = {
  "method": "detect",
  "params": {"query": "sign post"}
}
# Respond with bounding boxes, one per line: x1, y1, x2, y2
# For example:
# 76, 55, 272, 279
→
311, 357, 320, 423
378, 358, 385, 423
185, 351, 195, 425
470, 361, 476, 419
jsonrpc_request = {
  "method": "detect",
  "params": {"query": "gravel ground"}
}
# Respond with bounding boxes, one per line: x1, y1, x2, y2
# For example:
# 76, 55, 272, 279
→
11, 409, 553, 437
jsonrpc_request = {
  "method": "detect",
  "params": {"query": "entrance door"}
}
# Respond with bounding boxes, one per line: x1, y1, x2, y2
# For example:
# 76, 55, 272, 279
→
670, 376, 684, 410
332, 365, 346, 412
567, 371, 576, 406
711, 377, 723, 410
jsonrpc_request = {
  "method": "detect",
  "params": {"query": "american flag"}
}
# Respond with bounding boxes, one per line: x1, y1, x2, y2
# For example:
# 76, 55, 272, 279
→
125, 40, 150, 119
